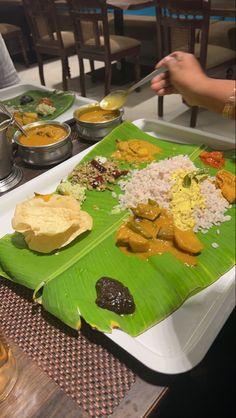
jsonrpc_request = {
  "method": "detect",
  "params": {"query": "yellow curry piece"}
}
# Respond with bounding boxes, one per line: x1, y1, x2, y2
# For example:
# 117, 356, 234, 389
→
216, 170, 236, 204
112, 139, 161, 163
116, 200, 204, 266
6, 111, 38, 143
14, 111, 38, 126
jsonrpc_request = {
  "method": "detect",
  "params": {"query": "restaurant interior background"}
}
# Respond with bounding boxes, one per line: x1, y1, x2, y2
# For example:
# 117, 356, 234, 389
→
0, 1, 235, 418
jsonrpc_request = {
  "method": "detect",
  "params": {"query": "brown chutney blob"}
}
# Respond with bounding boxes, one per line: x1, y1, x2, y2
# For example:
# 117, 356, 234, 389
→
95, 277, 135, 315
19, 124, 67, 146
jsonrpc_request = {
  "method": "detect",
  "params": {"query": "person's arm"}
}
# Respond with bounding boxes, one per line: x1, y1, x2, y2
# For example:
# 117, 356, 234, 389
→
151, 51, 235, 118
0, 34, 20, 89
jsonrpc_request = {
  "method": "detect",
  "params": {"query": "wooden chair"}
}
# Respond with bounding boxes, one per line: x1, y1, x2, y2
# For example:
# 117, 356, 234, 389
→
66, 0, 141, 97
0, 23, 29, 67
22, 0, 76, 91
154, 0, 235, 127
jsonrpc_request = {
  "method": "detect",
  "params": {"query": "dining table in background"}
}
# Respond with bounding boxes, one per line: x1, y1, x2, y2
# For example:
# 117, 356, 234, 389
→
0, 0, 235, 18
106, 0, 236, 36
0, 0, 235, 63
107, 0, 154, 35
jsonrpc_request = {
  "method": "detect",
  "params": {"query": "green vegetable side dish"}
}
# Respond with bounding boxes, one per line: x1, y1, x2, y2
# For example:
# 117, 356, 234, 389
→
56, 181, 86, 204
0, 121, 235, 337
1, 89, 75, 120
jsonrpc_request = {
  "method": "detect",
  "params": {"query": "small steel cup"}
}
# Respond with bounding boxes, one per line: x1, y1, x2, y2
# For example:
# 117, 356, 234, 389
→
0, 112, 13, 180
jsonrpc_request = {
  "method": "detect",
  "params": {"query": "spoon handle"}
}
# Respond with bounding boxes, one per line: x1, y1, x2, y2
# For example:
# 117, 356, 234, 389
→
128, 66, 168, 93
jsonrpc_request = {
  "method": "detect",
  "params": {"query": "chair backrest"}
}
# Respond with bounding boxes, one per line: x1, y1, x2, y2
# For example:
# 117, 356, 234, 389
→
22, 0, 64, 49
66, 0, 111, 60
154, 0, 211, 68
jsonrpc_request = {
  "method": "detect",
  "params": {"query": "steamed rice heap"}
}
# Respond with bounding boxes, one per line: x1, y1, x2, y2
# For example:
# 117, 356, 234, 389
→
116, 155, 231, 232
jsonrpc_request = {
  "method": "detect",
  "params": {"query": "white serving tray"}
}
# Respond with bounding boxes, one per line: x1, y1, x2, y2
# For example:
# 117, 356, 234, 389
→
132, 118, 236, 150
0, 83, 94, 123
0, 118, 235, 375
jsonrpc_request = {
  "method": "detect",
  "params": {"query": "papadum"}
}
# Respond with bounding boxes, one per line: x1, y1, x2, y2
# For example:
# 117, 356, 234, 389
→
12, 194, 92, 253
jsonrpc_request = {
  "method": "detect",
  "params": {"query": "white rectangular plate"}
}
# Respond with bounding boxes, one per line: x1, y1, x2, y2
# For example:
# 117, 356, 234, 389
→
0, 83, 94, 123
0, 119, 235, 374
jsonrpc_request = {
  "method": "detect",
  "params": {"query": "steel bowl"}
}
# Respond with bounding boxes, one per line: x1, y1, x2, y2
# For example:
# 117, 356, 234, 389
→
13, 120, 72, 166
73, 103, 123, 142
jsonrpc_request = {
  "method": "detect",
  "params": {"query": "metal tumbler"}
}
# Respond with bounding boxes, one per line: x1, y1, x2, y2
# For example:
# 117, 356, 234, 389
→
0, 112, 13, 180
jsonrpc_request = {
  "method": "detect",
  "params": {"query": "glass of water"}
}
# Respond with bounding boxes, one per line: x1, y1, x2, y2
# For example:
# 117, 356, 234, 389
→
0, 331, 17, 402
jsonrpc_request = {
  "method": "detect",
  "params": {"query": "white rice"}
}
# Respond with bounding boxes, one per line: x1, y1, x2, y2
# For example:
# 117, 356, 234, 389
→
193, 178, 230, 231
116, 155, 231, 232
118, 155, 195, 210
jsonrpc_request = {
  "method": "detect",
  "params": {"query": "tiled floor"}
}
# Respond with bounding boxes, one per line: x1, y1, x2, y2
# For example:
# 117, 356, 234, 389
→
15, 55, 235, 142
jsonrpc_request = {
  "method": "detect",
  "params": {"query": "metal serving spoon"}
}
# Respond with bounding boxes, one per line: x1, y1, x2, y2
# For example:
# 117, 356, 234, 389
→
0, 103, 28, 136
100, 66, 167, 110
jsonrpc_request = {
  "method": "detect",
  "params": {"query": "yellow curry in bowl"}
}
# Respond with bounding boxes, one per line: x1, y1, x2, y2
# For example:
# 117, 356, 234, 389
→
74, 105, 120, 124
19, 124, 68, 147
78, 108, 119, 123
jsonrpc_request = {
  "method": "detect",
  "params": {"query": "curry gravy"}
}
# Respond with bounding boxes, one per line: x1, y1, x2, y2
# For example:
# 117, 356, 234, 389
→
78, 109, 119, 123
19, 125, 67, 146
119, 237, 197, 266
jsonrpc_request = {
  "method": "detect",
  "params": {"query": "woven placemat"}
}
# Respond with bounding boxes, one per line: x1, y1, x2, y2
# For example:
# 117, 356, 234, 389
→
0, 279, 136, 417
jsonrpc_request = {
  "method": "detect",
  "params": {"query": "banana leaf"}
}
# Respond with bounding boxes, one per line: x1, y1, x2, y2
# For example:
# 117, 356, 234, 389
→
0, 121, 235, 336
1, 89, 75, 120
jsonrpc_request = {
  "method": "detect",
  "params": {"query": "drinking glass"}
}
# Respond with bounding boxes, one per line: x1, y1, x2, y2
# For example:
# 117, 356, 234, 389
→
0, 331, 18, 402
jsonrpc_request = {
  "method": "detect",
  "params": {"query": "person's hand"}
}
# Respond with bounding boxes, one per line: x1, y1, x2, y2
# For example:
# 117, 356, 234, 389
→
151, 51, 208, 107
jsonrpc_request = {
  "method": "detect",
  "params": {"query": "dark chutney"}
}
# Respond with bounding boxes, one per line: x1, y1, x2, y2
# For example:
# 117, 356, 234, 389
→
95, 276, 135, 315
19, 95, 34, 105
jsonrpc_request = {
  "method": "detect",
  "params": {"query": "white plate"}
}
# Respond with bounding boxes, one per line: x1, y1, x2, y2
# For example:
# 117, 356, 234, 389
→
0, 83, 94, 123
0, 119, 235, 375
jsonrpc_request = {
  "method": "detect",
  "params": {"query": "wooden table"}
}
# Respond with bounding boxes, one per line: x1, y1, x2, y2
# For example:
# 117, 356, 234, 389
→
0, 124, 170, 418
0, 341, 168, 418
0, 122, 235, 418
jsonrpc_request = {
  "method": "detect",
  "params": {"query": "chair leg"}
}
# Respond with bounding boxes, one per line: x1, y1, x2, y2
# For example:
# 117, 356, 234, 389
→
37, 52, 45, 86
89, 60, 95, 72
79, 58, 86, 97
89, 60, 96, 83
104, 61, 112, 96
158, 96, 164, 118
190, 106, 198, 128
66, 58, 71, 79
226, 67, 233, 79
18, 32, 29, 67
61, 56, 68, 91
134, 54, 141, 91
